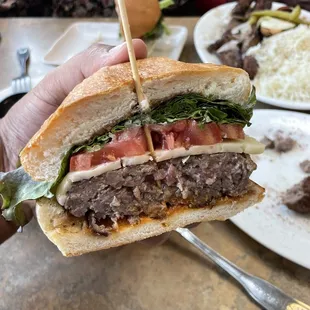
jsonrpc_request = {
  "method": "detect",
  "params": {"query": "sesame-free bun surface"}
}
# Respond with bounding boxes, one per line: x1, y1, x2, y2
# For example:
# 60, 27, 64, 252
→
36, 181, 264, 257
20, 57, 251, 181
116, 0, 162, 38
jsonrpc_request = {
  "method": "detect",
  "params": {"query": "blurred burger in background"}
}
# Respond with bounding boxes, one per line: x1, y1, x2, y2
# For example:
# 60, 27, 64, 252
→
116, 0, 174, 53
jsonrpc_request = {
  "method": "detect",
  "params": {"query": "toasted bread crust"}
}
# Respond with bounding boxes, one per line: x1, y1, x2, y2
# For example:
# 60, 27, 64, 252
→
52, 57, 248, 108
36, 181, 264, 257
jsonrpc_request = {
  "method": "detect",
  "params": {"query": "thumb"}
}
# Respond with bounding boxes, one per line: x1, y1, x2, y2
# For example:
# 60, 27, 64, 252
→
79, 40, 148, 79
31, 39, 148, 110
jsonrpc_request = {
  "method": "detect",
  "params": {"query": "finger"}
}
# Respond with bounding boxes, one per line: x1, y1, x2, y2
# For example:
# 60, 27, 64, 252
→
31, 39, 148, 111
79, 40, 148, 79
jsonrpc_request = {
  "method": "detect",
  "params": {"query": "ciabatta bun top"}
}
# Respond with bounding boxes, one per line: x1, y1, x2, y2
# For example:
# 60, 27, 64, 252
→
20, 57, 251, 181
117, 0, 162, 39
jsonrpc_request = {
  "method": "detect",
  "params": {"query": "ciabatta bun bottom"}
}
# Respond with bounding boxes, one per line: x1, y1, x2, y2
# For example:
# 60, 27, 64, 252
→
36, 181, 264, 257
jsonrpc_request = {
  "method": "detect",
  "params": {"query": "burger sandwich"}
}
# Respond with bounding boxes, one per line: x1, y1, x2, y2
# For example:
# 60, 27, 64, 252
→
0, 57, 265, 256
116, 0, 174, 53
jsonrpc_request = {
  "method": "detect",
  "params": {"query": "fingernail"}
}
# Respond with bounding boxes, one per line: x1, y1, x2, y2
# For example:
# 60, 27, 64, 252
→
108, 42, 127, 55
96, 43, 114, 53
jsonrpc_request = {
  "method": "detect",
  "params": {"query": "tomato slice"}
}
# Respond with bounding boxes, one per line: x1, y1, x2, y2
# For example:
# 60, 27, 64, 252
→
69, 121, 245, 172
70, 127, 148, 171
184, 121, 223, 147
148, 120, 223, 150
162, 132, 175, 150
70, 153, 93, 172
148, 120, 187, 150
219, 124, 245, 140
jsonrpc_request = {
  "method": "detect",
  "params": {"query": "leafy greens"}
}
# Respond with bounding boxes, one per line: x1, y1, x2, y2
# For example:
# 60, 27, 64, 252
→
0, 89, 256, 225
72, 89, 256, 154
142, 15, 170, 41
159, 0, 174, 10
147, 92, 255, 126
0, 168, 53, 226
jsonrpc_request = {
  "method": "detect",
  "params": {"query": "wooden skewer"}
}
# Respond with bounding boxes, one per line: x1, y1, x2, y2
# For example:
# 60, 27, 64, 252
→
117, 0, 161, 188
117, 0, 150, 111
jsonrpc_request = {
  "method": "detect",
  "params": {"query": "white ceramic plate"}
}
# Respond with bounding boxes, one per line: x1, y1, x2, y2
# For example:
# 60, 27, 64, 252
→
194, 2, 310, 111
44, 22, 188, 65
231, 109, 310, 269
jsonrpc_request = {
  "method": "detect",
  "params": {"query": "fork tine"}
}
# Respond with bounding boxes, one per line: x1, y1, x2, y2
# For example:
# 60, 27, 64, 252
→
22, 76, 31, 93
22, 78, 26, 93
11, 80, 14, 94
20, 79, 24, 93
26, 76, 31, 92
17, 79, 22, 93
11, 76, 32, 95
14, 80, 17, 93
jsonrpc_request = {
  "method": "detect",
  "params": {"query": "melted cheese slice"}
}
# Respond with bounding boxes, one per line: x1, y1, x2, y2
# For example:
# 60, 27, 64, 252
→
56, 137, 264, 205
154, 136, 264, 162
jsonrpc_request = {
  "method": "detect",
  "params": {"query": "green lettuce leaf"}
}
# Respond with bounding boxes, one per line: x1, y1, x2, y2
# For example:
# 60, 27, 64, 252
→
0, 146, 74, 225
50, 150, 72, 193
142, 15, 166, 41
147, 92, 255, 126
142, 0, 173, 42
2, 203, 27, 227
0, 167, 53, 226
159, 0, 174, 10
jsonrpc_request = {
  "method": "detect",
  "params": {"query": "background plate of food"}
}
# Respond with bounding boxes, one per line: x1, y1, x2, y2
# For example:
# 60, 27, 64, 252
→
43, 23, 188, 65
194, 1, 310, 110
231, 109, 310, 269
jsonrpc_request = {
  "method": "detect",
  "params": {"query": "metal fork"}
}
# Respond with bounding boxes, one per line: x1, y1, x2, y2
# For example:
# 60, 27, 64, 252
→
11, 48, 31, 94
176, 228, 310, 310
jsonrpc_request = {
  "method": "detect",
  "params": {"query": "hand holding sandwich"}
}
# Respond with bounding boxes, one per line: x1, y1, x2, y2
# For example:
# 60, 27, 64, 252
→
1, 48, 264, 255
0, 40, 148, 242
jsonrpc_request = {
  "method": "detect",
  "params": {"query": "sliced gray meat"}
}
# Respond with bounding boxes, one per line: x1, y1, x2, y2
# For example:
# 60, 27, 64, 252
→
241, 27, 262, 54
260, 136, 275, 149
217, 49, 243, 68
260, 131, 295, 153
300, 160, 310, 173
283, 177, 310, 214
243, 55, 259, 80
207, 30, 235, 53
254, 0, 272, 10
273, 131, 295, 153
277, 6, 293, 12
232, 0, 253, 19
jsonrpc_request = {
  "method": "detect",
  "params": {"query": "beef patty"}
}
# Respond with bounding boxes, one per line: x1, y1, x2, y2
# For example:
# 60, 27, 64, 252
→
64, 153, 256, 234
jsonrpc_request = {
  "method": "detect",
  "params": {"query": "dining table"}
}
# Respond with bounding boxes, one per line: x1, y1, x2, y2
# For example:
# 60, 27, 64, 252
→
0, 17, 310, 310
